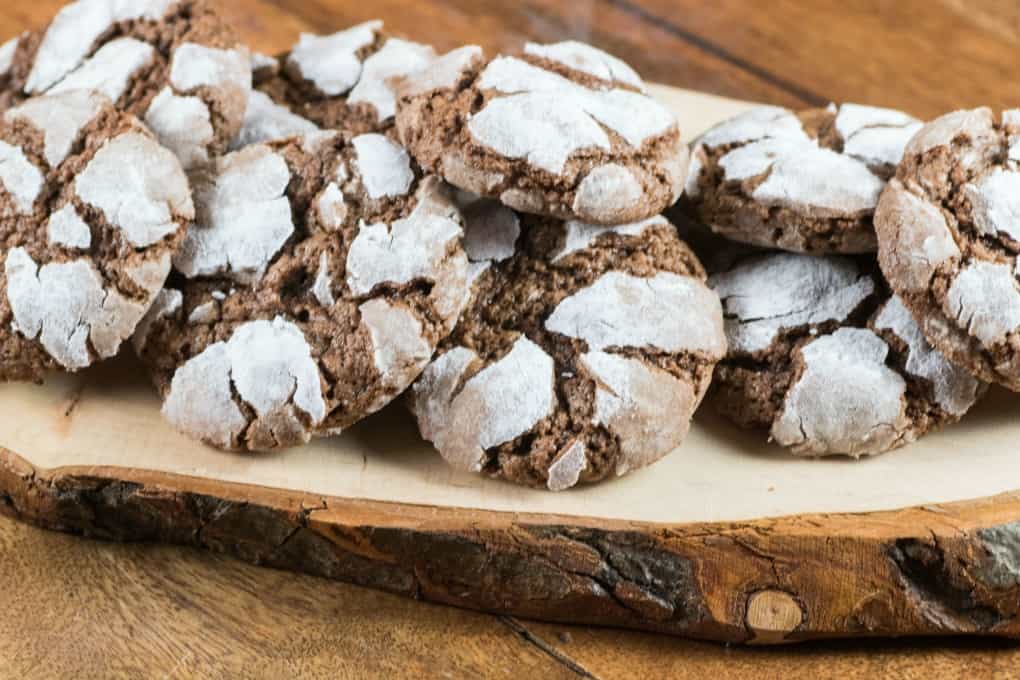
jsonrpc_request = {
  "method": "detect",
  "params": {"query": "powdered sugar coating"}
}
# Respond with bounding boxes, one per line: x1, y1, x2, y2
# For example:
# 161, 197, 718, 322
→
581, 350, 696, 476
772, 327, 908, 457
5, 89, 107, 168
348, 38, 436, 122
469, 56, 675, 175
0, 35, 19, 77
24, 0, 176, 94
232, 90, 320, 150
696, 105, 810, 148
311, 252, 335, 307
5, 248, 156, 368
966, 168, 1020, 242
834, 103, 922, 168
905, 107, 996, 158
469, 92, 610, 175
572, 164, 643, 224
946, 261, 1020, 346
719, 137, 885, 214
398, 45, 482, 98
47, 37, 155, 102
75, 131, 195, 248
315, 181, 347, 230
545, 271, 726, 355
170, 42, 250, 93
287, 21, 382, 96
346, 178, 464, 297
552, 216, 661, 262
546, 440, 587, 492
710, 253, 875, 354
874, 295, 982, 416
145, 88, 215, 169
352, 133, 414, 198
414, 337, 556, 472
461, 198, 520, 264
524, 41, 643, 89
46, 205, 92, 249
359, 298, 431, 393
163, 317, 326, 449
175, 144, 293, 283
874, 180, 961, 293
0, 140, 43, 214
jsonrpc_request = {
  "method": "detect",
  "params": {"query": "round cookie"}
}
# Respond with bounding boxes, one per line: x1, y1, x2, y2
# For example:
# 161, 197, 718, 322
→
134, 131, 469, 451
0, 90, 193, 382
395, 41, 688, 226
709, 252, 984, 457
682, 103, 922, 254
234, 21, 437, 148
0, 0, 251, 169
875, 108, 1020, 391
410, 214, 726, 491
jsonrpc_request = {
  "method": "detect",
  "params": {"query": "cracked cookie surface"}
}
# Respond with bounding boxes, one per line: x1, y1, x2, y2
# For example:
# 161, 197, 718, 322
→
875, 107, 1020, 391
235, 20, 437, 148
135, 131, 469, 451
681, 104, 922, 254
710, 252, 984, 456
411, 212, 726, 490
394, 41, 688, 226
0, 90, 193, 382
0, 0, 251, 170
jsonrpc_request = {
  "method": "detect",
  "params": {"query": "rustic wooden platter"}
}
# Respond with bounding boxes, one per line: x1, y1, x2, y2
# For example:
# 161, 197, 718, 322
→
3, 85, 1020, 645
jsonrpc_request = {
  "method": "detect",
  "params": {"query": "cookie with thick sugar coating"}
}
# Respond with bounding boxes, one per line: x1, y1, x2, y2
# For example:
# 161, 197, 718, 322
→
709, 252, 985, 457
0, 90, 193, 381
0, 0, 251, 170
681, 103, 923, 254
410, 212, 726, 491
875, 107, 1020, 391
135, 131, 470, 452
394, 41, 689, 226
233, 21, 438, 148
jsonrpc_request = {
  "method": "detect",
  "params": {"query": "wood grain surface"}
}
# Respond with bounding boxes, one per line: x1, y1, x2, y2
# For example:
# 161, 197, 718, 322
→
2, 0, 1020, 676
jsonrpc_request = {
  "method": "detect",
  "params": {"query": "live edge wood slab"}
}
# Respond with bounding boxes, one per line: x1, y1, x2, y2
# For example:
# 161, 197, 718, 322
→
3, 76, 1020, 647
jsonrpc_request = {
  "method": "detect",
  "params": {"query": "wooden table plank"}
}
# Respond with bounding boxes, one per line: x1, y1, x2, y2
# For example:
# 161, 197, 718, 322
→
0, 517, 578, 679
3, 516, 1019, 679
619, 0, 1020, 118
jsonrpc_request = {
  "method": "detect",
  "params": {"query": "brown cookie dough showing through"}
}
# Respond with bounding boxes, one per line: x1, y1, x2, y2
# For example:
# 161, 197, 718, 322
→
681, 104, 923, 254
411, 214, 727, 491
0, 90, 193, 382
135, 131, 469, 451
710, 252, 984, 457
876, 108, 1020, 391
234, 21, 437, 148
0, 0, 251, 170
395, 41, 689, 226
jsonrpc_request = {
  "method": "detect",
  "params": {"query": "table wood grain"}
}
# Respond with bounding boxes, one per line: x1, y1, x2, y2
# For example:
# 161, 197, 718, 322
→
2, 0, 1020, 676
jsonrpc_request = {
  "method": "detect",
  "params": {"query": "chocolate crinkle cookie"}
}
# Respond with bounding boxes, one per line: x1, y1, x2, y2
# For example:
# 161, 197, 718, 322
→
681, 103, 922, 254
410, 212, 726, 490
0, 90, 193, 382
134, 131, 470, 451
394, 41, 689, 226
876, 108, 1020, 391
235, 20, 438, 148
0, 0, 251, 170
710, 252, 985, 457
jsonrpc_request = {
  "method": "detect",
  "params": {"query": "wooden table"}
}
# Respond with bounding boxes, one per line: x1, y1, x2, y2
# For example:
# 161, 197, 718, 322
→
2, 0, 1020, 676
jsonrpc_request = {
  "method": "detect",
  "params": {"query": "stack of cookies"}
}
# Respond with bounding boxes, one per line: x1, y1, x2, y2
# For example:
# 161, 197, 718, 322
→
0, 1, 1014, 492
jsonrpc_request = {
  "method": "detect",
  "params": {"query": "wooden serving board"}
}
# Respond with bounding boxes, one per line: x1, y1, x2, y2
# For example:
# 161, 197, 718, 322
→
3, 86, 1020, 645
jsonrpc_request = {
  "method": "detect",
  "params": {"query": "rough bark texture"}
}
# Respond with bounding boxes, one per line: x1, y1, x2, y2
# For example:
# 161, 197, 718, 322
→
3, 448, 1020, 644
